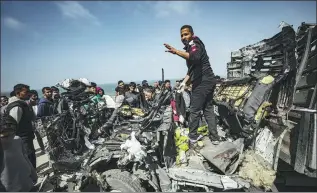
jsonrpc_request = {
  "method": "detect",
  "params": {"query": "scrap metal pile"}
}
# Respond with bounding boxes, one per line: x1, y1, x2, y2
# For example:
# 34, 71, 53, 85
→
37, 22, 316, 192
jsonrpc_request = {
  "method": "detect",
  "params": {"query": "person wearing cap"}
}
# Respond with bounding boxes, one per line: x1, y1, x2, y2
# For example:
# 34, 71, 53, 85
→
164, 24, 220, 144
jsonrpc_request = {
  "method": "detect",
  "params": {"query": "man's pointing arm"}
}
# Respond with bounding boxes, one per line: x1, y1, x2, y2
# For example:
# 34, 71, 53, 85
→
164, 43, 189, 60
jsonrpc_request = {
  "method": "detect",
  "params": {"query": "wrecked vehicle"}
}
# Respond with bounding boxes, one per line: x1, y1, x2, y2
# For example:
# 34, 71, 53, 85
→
225, 22, 317, 189
84, 23, 316, 192
38, 81, 172, 192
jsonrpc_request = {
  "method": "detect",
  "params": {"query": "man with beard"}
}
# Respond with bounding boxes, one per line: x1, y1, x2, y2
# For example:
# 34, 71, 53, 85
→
37, 87, 55, 117
164, 25, 220, 144
5, 84, 37, 168
164, 80, 172, 91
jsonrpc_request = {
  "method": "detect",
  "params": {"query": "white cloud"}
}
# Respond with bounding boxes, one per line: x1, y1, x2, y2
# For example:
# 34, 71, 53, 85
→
153, 1, 193, 18
55, 1, 101, 26
3, 17, 24, 30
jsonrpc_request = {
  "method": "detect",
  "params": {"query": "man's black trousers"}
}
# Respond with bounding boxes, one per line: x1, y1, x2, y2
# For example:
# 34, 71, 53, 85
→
21, 137, 36, 169
188, 79, 217, 139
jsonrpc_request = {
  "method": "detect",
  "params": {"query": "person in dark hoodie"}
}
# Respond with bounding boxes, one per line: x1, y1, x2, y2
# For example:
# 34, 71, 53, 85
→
37, 87, 55, 117
164, 25, 220, 144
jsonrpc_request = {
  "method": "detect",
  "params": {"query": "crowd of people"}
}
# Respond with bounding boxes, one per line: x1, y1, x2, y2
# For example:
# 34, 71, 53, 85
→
0, 77, 192, 192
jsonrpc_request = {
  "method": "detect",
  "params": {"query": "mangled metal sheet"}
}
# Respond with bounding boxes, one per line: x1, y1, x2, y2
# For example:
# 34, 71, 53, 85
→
168, 168, 249, 190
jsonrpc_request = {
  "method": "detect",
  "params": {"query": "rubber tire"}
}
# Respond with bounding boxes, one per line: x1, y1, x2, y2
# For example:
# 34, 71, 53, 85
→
101, 169, 146, 192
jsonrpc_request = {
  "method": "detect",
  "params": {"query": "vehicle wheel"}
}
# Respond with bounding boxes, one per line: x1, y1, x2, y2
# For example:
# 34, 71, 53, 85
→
100, 169, 146, 192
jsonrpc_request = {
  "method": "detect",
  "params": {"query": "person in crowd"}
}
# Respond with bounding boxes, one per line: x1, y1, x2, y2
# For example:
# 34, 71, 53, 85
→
95, 87, 125, 135
51, 86, 69, 114
0, 96, 9, 114
27, 90, 45, 153
164, 80, 172, 91
37, 87, 55, 117
174, 80, 181, 91
0, 96, 8, 107
158, 80, 163, 88
164, 24, 220, 144
124, 82, 140, 108
142, 80, 149, 89
90, 82, 97, 94
143, 87, 161, 108
6, 84, 37, 168
99, 87, 116, 109
153, 81, 161, 94
0, 113, 38, 192
115, 80, 125, 96
182, 84, 192, 110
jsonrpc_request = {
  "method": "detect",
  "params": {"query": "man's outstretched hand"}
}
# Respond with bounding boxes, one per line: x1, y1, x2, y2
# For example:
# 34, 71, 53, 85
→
164, 43, 177, 54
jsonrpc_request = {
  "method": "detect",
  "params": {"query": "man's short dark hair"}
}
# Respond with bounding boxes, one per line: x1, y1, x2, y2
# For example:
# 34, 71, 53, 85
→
143, 87, 153, 93
118, 80, 124, 85
117, 87, 125, 95
10, 91, 15, 97
14, 84, 30, 95
129, 82, 136, 88
29, 90, 38, 96
51, 86, 59, 92
181, 25, 194, 34
164, 80, 171, 83
42, 87, 51, 94
91, 82, 97, 88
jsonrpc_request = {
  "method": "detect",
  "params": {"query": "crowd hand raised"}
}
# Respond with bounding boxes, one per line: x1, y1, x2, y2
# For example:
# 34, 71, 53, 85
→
164, 43, 177, 54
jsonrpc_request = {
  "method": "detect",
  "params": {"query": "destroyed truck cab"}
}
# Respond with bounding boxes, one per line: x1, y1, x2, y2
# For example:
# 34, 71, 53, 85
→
216, 22, 317, 190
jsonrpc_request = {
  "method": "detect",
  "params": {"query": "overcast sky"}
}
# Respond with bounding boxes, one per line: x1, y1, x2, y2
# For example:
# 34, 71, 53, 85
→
1, 1, 316, 91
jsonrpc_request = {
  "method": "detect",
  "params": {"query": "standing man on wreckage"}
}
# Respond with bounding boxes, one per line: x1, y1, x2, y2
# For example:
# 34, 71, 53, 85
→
164, 25, 221, 144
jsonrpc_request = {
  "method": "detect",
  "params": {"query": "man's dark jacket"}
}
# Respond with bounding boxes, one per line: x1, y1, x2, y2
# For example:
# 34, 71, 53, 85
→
184, 36, 215, 87
37, 98, 55, 117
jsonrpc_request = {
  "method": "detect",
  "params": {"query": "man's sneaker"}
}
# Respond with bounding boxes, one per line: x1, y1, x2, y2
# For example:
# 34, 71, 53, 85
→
189, 135, 204, 145
209, 134, 223, 145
